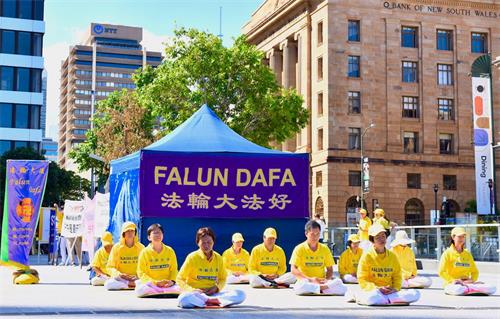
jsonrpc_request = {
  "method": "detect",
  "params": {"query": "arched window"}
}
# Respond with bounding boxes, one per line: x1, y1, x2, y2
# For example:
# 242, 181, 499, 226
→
315, 197, 324, 218
405, 198, 424, 226
446, 199, 460, 217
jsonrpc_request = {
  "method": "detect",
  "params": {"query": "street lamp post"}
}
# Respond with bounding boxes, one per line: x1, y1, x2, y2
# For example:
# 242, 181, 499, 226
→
360, 123, 375, 209
433, 184, 439, 224
488, 178, 494, 215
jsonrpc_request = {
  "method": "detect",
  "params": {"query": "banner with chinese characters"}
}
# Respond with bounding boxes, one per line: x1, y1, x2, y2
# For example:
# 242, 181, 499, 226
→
61, 200, 84, 238
472, 76, 495, 214
140, 152, 309, 218
1, 160, 49, 267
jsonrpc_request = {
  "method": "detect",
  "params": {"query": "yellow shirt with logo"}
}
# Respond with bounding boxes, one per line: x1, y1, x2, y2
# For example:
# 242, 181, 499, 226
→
338, 247, 363, 277
289, 241, 334, 279
137, 243, 178, 284
358, 217, 372, 241
177, 249, 226, 291
391, 245, 417, 280
249, 243, 287, 276
91, 246, 111, 276
357, 246, 402, 291
107, 241, 145, 277
222, 247, 250, 274
438, 245, 478, 285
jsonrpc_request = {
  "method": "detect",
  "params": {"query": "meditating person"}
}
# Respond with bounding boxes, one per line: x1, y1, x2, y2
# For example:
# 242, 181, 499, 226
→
354, 224, 420, 306
338, 234, 363, 284
90, 231, 113, 286
104, 222, 144, 290
222, 233, 250, 284
390, 230, 432, 288
135, 223, 180, 297
290, 220, 347, 295
438, 227, 496, 296
177, 227, 245, 308
248, 227, 296, 288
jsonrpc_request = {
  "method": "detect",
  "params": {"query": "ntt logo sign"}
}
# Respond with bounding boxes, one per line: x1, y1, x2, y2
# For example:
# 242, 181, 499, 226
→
93, 24, 104, 34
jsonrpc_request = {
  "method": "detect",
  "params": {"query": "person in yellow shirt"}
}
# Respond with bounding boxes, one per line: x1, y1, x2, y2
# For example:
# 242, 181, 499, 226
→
177, 227, 245, 308
222, 233, 250, 284
438, 227, 496, 296
248, 227, 296, 288
390, 230, 432, 289
90, 231, 114, 286
290, 220, 347, 295
373, 208, 390, 230
353, 224, 420, 306
135, 223, 180, 297
338, 234, 363, 284
104, 222, 145, 290
357, 209, 372, 251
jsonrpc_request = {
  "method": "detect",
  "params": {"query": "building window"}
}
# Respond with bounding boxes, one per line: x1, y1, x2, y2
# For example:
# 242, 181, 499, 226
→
402, 96, 419, 118
0, 66, 42, 92
349, 171, 361, 187
74, 119, 90, 126
30, 105, 40, 129
348, 20, 360, 42
1, 30, 15, 54
317, 128, 323, 151
403, 132, 418, 153
407, 173, 421, 189
348, 127, 361, 150
348, 91, 361, 114
401, 26, 418, 48
0, 66, 14, 90
437, 30, 453, 51
15, 104, 29, 129
0, 31, 43, 56
317, 21, 323, 45
439, 133, 453, 154
348, 56, 360, 78
317, 57, 323, 81
402, 61, 418, 83
438, 99, 454, 120
317, 92, 323, 116
73, 129, 88, 135
471, 32, 488, 53
0, 103, 40, 129
316, 171, 323, 187
443, 175, 457, 190
437, 64, 453, 85
0, 0, 43, 20
0, 103, 13, 127
1, 0, 16, 18
0, 140, 11, 155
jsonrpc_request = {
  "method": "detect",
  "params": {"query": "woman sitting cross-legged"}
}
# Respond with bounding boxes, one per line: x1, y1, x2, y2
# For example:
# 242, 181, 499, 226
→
222, 233, 250, 284
338, 234, 363, 284
353, 224, 420, 306
439, 227, 496, 296
390, 230, 432, 289
290, 220, 347, 295
177, 227, 246, 308
135, 223, 181, 297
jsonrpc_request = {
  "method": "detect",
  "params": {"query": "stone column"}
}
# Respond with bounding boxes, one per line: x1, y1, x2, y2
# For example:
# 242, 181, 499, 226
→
267, 48, 283, 85
280, 39, 298, 89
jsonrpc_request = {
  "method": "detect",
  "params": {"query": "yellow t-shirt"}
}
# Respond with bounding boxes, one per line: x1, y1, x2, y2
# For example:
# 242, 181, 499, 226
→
338, 247, 363, 277
249, 243, 287, 276
222, 247, 250, 274
358, 217, 372, 241
391, 245, 417, 280
107, 240, 145, 277
357, 246, 402, 291
91, 246, 111, 276
373, 217, 390, 230
438, 245, 478, 285
137, 243, 178, 284
177, 249, 227, 291
56, 210, 64, 234
289, 241, 334, 279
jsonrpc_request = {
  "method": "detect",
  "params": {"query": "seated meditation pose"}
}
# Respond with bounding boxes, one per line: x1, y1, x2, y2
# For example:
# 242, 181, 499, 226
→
248, 227, 296, 288
290, 220, 347, 295
338, 234, 363, 284
390, 230, 432, 289
354, 224, 420, 306
104, 222, 144, 290
135, 223, 181, 297
177, 227, 246, 308
438, 227, 496, 296
90, 231, 114, 286
222, 233, 250, 284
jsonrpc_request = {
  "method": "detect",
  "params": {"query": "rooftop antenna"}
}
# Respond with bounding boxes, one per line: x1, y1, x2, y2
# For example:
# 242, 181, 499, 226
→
218, 6, 223, 40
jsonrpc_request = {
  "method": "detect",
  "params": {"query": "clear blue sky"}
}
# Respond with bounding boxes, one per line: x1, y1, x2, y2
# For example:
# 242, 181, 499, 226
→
44, 0, 263, 47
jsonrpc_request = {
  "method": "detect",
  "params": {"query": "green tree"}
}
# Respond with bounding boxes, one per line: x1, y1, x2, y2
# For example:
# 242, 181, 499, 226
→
136, 28, 308, 145
0, 147, 90, 224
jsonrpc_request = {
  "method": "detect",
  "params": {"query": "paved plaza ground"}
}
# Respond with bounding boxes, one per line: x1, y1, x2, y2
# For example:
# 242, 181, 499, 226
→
1, 257, 499, 318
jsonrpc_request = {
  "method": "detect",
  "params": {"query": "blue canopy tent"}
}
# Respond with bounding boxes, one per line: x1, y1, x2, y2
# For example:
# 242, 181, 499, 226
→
109, 105, 309, 263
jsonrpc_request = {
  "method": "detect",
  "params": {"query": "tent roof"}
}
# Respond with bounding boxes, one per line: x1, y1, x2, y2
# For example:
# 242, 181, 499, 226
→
143, 104, 284, 154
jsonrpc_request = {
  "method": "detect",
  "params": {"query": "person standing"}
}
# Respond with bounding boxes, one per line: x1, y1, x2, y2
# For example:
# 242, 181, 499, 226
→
313, 214, 326, 243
